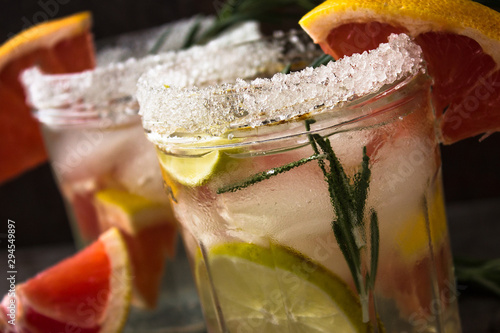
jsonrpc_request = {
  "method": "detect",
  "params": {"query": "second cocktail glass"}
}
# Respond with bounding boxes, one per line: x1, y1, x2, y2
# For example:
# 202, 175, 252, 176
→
21, 29, 319, 332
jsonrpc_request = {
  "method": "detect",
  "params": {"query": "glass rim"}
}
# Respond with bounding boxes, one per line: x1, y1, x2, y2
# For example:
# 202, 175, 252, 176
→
147, 72, 432, 155
140, 34, 426, 150
24, 29, 320, 128
21, 20, 264, 103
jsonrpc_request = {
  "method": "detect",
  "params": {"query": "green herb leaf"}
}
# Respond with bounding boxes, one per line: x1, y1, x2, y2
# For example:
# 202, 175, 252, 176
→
310, 54, 335, 68
217, 119, 380, 324
369, 210, 379, 289
281, 63, 292, 74
148, 27, 172, 54
217, 153, 325, 194
307, 132, 379, 323
182, 16, 203, 49
353, 147, 371, 227
196, 0, 325, 45
455, 257, 500, 297
333, 221, 362, 293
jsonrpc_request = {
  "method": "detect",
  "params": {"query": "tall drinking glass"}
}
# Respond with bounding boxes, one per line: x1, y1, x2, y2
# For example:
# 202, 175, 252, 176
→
21, 29, 319, 332
139, 34, 462, 332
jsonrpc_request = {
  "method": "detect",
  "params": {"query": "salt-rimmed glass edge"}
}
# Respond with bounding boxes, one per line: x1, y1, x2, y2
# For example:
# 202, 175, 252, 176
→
23, 29, 320, 129
145, 72, 432, 156
140, 34, 426, 151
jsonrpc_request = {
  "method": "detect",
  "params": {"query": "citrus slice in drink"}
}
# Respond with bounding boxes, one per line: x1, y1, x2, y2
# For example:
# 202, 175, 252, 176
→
0, 227, 131, 332
157, 141, 242, 188
395, 183, 448, 261
299, 0, 500, 144
157, 150, 222, 187
95, 188, 177, 308
0, 11, 95, 183
196, 242, 368, 332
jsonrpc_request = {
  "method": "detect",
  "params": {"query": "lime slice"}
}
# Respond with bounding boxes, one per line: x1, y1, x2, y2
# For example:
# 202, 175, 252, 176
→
94, 188, 172, 235
157, 150, 220, 187
196, 243, 368, 332
156, 143, 240, 187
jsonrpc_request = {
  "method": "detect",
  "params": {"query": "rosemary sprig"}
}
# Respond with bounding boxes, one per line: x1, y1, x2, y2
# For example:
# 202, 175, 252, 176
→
281, 53, 334, 74
280, 63, 292, 74
217, 153, 325, 194
310, 54, 335, 68
186, 0, 324, 47
181, 16, 203, 50
368, 210, 379, 290
148, 27, 173, 54
177, 0, 497, 49
218, 119, 380, 323
280, 46, 335, 76
455, 257, 500, 297
305, 119, 378, 322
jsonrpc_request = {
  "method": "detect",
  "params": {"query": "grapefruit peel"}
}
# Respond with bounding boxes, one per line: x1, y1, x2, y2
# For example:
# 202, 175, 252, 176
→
0, 227, 131, 333
299, 0, 500, 144
0, 11, 95, 184
0, 12, 92, 72
300, 0, 500, 63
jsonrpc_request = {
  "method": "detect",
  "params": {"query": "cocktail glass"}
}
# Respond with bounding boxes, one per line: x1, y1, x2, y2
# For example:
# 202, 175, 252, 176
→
139, 34, 462, 332
18, 21, 268, 332
21, 27, 318, 332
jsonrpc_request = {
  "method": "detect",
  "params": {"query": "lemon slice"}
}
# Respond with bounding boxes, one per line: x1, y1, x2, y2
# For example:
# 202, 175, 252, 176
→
94, 188, 177, 308
94, 188, 172, 235
196, 243, 368, 332
396, 183, 448, 260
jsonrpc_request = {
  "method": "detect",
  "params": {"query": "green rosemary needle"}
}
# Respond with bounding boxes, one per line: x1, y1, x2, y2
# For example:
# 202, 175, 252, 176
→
217, 153, 325, 194
218, 118, 380, 323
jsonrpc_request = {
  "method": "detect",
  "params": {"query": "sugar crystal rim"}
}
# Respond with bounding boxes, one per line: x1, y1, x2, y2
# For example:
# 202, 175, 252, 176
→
21, 20, 262, 117
139, 34, 425, 145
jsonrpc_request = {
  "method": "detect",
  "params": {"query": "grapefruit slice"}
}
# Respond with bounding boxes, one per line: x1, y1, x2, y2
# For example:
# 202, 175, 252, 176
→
0, 227, 131, 333
299, 0, 500, 144
94, 189, 178, 308
0, 12, 95, 184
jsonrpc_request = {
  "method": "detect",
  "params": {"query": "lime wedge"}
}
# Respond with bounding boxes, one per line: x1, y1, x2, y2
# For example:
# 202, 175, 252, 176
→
196, 243, 368, 332
157, 150, 220, 187
156, 143, 240, 187
94, 188, 172, 235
